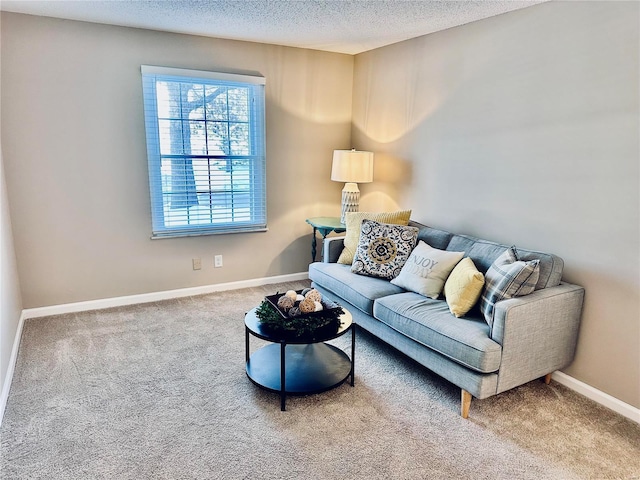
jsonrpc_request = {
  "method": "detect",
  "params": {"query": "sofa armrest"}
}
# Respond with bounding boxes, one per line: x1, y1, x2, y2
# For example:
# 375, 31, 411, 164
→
491, 282, 585, 394
322, 236, 345, 263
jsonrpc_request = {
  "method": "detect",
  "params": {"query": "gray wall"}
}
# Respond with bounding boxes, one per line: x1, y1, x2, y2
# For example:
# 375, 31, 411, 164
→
1, 148, 23, 397
352, 1, 639, 408
1, 25, 24, 403
1, 13, 353, 308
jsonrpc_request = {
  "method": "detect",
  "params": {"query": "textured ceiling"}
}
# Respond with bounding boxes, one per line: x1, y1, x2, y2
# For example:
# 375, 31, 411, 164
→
0, 0, 548, 55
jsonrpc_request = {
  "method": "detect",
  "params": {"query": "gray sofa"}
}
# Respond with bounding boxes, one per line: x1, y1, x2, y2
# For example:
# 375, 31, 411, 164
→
308, 220, 585, 418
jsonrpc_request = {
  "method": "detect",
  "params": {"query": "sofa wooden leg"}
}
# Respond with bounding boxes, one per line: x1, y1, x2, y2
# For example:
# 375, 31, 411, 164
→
543, 373, 552, 385
461, 390, 472, 419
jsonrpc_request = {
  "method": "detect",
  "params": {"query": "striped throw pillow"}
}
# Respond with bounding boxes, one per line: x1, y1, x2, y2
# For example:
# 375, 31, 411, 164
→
480, 246, 540, 329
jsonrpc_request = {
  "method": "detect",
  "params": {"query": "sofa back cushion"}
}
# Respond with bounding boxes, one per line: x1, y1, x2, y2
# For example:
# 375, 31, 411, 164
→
409, 221, 564, 290
410, 221, 453, 250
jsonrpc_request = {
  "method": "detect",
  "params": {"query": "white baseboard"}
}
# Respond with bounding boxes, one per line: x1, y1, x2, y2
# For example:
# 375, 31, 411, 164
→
0, 311, 26, 427
552, 371, 640, 424
22, 271, 309, 319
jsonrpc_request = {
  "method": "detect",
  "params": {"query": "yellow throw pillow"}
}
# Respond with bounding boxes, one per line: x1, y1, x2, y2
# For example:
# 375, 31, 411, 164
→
444, 257, 485, 318
337, 210, 412, 265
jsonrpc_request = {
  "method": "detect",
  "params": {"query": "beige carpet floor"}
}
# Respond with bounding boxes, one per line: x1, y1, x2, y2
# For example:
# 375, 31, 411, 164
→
1, 280, 639, 479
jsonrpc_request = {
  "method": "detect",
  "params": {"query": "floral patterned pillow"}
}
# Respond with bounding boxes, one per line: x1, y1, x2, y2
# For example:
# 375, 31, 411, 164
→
351, 220, 419, 280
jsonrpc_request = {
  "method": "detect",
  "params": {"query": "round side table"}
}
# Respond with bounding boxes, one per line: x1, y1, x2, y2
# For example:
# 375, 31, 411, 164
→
245, 307, 354, 411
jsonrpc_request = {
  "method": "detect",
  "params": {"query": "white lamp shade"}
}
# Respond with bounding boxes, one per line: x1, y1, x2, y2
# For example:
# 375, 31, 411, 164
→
331, 149, 374, 183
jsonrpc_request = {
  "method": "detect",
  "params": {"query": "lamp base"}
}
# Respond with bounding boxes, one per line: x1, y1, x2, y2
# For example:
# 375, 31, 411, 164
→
340, 182, 360, 224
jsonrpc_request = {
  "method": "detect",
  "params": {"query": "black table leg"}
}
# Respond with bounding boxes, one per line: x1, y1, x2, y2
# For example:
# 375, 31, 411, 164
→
350, 325, 355, 387
280, 342, 286, 411
245, 326, 250, 363
311, 227, 318, 262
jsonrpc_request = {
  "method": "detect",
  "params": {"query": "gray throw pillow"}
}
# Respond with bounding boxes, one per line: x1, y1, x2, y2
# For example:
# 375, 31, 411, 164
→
351, 220, 419, 280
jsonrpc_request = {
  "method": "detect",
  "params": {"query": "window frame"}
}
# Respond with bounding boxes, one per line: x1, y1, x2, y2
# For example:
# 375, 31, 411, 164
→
141, 65, 267, 239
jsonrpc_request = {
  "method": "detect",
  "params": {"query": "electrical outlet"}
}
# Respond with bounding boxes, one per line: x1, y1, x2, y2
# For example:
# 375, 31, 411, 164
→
192, 258, 202, 270
214, 255, 223, 268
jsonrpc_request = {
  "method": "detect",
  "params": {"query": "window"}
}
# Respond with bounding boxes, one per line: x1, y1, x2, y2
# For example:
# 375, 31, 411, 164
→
141, 66, 266, 238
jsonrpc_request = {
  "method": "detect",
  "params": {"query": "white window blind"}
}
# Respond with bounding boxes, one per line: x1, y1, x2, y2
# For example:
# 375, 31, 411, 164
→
141, 65, 267, 238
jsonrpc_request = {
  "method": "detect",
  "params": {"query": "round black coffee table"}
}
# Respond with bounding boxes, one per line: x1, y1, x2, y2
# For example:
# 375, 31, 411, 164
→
245, 307, 354, 411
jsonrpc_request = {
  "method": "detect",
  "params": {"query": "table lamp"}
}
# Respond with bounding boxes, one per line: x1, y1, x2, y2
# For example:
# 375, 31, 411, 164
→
331, 149, 374, 224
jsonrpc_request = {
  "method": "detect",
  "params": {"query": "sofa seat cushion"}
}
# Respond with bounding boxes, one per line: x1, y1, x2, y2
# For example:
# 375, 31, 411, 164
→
373, 292, 502, 373
309, 262, 405, 316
